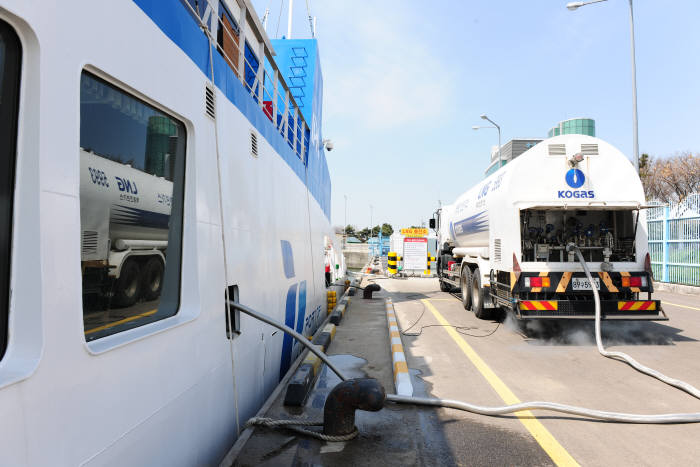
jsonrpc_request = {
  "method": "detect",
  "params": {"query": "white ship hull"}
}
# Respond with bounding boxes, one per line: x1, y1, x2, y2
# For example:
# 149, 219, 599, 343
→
0, 0, 340, 464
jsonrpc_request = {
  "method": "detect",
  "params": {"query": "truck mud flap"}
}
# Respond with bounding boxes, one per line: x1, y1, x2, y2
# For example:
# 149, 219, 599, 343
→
516, 299, 667, 320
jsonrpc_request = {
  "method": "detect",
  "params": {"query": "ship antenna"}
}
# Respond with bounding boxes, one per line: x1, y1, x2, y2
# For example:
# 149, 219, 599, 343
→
287, 0, 293, 38
305, 0, 315, 37
262, 7, 270, 32
275, 0, 284, 38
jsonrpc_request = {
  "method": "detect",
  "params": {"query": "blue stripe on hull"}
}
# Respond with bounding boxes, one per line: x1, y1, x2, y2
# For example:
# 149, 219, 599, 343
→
279, 283, 298, 380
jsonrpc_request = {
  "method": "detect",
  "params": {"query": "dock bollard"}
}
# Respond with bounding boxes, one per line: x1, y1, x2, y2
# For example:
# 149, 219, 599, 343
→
387, 252, 397, 275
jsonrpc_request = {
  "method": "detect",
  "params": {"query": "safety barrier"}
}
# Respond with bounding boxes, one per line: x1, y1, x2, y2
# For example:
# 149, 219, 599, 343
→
326, 290, 336, 314
387, 252, 398, 275
424, 253, 435, 276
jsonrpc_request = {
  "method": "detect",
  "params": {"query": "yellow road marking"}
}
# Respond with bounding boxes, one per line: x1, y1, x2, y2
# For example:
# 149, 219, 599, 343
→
663, 301, 700, 311
84, 309, 158, 335
422, 299, 579, 466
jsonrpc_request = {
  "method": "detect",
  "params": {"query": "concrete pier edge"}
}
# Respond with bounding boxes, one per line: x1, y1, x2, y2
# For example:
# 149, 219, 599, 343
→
385, 297, 413, 396
220, 284, 355, 466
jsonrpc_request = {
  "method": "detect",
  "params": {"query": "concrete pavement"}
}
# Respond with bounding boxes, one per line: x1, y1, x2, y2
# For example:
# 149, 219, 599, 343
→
383, 277, 700, 466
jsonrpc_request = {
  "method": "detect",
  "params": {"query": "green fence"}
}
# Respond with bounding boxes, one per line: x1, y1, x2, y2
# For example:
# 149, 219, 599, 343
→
647, 194, 700, 286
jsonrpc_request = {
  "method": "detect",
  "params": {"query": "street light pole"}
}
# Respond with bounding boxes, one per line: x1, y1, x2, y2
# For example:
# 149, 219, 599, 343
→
474, 113, 502, 167
628, 0, 639, 172
344, 194, 347, 249
566, 0, 640, 171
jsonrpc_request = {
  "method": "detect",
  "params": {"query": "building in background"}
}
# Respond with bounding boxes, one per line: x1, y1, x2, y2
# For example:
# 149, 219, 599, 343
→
548, 117, 596, 138
484, 138, 543, 177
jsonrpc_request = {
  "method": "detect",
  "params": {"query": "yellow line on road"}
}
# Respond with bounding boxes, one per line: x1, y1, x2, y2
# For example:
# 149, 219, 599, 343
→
422, 299, 579, 467
663, 301, 700, 311
85, 309, 158, 335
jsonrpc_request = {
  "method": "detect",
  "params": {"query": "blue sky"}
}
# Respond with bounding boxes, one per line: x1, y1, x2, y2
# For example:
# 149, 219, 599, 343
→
252, 0, 700, 230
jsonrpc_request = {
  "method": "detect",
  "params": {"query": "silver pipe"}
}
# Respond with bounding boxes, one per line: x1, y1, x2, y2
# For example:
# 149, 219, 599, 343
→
228, 300, 348, 381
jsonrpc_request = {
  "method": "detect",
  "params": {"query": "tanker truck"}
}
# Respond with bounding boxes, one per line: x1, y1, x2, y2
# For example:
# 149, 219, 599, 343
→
430, 134, 665, 321
80, 148, 173, 307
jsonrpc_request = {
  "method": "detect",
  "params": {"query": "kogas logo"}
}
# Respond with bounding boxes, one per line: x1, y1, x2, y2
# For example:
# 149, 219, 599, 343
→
558, 168, 594, 199
565, 169, 585, 188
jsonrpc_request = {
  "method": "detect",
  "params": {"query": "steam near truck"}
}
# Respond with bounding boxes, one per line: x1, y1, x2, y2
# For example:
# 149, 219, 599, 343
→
432, 134, 664, 321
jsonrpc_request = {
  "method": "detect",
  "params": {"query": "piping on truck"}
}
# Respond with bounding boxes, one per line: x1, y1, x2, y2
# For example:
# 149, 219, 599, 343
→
430, 135, 665, 321
80, 149, 172, 307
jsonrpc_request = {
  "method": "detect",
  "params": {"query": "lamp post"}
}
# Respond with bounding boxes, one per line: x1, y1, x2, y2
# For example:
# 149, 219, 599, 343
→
566, 0, 639, 172
344, 194, 347, 249
473, 113, 502, 168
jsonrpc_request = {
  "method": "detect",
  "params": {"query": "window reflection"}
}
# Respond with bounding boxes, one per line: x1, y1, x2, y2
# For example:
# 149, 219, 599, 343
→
80, 72, 186, 341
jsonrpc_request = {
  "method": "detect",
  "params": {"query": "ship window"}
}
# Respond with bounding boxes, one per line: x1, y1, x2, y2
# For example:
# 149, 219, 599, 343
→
79, 71, 186, 341
217, 1, 240, 76
0, 20, 21, 361
244, 41, 260, 99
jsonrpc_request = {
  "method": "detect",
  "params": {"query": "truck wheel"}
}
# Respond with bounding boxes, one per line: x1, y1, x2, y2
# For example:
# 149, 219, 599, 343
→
141, 257, 165, 301
114, 259, 141, 308
439, 278, 451, 292
471, 268, 492, 320
460, 267, 471, 310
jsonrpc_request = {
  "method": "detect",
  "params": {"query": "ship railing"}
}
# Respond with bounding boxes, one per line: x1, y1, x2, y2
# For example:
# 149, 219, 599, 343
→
181, 0, 309, 163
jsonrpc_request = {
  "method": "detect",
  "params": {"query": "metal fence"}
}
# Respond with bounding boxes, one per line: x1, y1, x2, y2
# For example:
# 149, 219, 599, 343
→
647, 193, 700, 286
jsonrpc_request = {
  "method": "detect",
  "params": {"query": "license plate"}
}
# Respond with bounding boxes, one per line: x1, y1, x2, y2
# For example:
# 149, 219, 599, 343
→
571, 277, 600, 291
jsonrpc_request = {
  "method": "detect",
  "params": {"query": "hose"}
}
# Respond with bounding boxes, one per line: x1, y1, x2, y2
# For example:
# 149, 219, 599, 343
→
231, 269, 700, 425
228, 301, 348, 382
569, 243, 700, 400
388, 246, 700, 424
385, 394, 700, 424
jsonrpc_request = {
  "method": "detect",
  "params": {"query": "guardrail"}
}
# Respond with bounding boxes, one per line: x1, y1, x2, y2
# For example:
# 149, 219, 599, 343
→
182, 0, 310, 162
647, 193, 700, 286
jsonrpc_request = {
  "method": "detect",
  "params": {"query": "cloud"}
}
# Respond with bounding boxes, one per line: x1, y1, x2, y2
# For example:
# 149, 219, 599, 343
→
317, 4, 456, 130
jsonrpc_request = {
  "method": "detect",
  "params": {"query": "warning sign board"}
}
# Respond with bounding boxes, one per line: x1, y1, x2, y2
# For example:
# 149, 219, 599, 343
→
403, 237, 427, 270
400, 228, 428, 237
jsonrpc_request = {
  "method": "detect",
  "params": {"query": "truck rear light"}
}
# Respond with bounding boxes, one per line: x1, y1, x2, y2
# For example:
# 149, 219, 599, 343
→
622, 276, 648, 288
525, 277, 550, 288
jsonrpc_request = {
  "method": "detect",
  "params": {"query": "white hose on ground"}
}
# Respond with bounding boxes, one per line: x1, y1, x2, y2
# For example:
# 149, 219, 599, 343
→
570, 243, 700, 400
232, 263, 700, 425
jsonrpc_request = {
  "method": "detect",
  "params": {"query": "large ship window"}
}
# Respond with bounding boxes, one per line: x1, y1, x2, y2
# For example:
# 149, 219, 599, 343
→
0, 19, 21, 360
520, 208, 637, 263
80, 71, 186, 341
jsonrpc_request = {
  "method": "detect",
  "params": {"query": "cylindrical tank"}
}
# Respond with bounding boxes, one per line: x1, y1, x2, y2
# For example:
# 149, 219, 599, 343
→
80, 150, 173, 261
439, 135, 647, 268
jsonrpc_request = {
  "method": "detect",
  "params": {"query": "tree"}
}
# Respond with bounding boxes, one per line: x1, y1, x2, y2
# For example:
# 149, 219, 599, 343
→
344, 225, 356, 237
356, 227, 370, 242
381, 223, 393, 236
640, 152, 700, 202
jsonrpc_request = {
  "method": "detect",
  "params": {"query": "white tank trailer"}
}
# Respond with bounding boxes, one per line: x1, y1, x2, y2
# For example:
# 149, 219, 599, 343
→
431, 135, 665, 321
80, 149, 173, 307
